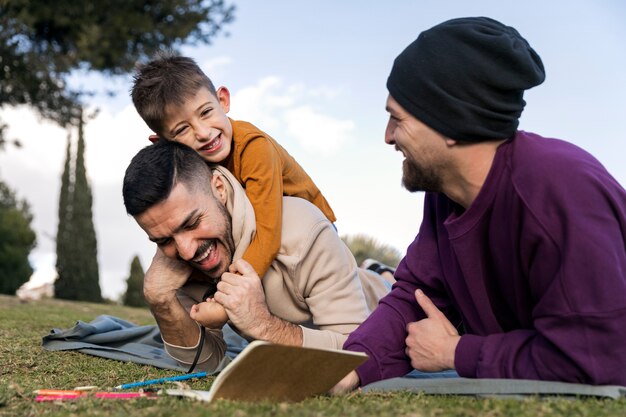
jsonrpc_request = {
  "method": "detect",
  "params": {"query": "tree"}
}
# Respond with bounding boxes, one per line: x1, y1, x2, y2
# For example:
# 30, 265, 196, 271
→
54, 113, 102, 302
123, 255, 147, 307
54, 134, 72, 297
0, 180, 37, 294
0, 0, 235, 141
341, 234, 402, 269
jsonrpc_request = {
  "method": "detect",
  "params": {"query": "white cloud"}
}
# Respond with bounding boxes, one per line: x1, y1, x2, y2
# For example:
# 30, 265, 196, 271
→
83, 104, 152, 185
229, 76, 286, 130
229, 77, 355, 154
198, 56, 233, 85
284, 106, 355, 154
200, 56, 232, 72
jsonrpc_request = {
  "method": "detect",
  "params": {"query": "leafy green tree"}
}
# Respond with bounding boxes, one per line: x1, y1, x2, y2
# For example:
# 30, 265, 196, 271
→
341, 234, 402, 269
0, 0, 235, 140
0, 180, 37, 294
54, 113, 102, 302
123, 255, 147, 307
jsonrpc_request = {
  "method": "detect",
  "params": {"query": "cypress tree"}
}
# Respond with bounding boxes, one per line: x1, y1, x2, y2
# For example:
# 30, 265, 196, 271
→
54, 133, 75, 299
54, 111, 102, 302
123, 255, 147, 307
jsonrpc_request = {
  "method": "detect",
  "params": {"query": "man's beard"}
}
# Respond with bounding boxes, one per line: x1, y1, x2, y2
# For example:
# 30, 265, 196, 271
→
401, 157, 442, 193
190, 198, 236, 280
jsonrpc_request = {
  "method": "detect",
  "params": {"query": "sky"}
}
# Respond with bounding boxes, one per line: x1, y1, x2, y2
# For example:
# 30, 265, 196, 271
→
1, 1, 625, 300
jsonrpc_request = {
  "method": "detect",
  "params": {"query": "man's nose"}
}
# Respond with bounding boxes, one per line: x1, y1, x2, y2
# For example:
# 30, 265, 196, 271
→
384, 121, 395, 145
175, 235, 197, 262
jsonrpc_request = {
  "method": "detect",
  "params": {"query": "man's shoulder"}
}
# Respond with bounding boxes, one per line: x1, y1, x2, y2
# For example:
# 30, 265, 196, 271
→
279, 197, 334, 252
510, 131, 602, 178
282, 196, 329, 228
503, 131, 624, 218
505, 131, 614, 197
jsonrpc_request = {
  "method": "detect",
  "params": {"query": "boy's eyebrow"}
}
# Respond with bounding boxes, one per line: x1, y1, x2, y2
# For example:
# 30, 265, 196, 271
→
195, 100, 212, 112
148, 209, 200, 243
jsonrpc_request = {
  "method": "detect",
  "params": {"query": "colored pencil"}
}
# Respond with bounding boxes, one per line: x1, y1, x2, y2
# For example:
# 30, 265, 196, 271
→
114, 371, 208, 390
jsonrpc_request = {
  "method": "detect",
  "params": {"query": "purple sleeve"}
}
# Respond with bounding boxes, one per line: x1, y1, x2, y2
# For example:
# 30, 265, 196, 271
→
344, 194, 460, 386
342, 271, 420, 386
456, 157, 626, 385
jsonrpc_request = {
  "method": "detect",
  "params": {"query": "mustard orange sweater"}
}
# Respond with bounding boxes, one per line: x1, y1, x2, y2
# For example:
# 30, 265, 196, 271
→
219, 119, 336, 277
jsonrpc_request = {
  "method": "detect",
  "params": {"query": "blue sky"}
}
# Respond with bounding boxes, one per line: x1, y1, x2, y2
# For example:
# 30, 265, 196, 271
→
1, 1, 625, 299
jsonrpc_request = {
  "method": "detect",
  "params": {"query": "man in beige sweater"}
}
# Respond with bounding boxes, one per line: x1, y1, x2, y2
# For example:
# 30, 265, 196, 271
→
122, 140, 390, 372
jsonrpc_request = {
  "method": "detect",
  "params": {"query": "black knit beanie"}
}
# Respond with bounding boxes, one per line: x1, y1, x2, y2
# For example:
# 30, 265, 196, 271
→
387, 17, 546, 142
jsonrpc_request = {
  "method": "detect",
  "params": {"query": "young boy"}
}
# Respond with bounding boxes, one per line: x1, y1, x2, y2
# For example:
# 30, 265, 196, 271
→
131, 52, 336, 328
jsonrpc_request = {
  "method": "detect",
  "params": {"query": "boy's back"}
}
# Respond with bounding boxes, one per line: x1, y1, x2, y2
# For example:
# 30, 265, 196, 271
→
226, 119, 335, 219
221, 119, 335, 277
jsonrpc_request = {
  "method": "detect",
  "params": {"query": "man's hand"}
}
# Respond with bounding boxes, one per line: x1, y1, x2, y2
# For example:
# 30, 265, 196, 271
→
143, 248, 192, 306
214, 259, 302, 345
405, 289, 460, 372
214, 259, 271, 335
329, 370, 360, 395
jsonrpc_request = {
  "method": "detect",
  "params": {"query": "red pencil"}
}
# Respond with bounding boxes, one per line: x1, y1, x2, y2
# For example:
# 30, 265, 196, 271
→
35, 390, 157, 402
95, 391, 157, 399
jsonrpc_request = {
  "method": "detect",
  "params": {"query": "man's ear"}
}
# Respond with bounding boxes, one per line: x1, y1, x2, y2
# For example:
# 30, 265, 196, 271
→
211, 172, 228, 204
148, 134, 160, 143
216, 86, 231, 114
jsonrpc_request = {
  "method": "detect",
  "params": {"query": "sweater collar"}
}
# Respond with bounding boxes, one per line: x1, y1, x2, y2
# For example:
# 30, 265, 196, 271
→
210, 165, 256, 262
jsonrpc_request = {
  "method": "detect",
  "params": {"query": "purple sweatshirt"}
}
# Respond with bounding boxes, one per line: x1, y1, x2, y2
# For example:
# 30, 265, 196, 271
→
344, 131, 626, 386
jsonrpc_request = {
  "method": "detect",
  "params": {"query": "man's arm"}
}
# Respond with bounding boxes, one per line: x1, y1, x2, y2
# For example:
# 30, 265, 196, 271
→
143, 248, 200, 346
145, 249, 228, 370
343, 193, 458, 386
214, 259, 303, 345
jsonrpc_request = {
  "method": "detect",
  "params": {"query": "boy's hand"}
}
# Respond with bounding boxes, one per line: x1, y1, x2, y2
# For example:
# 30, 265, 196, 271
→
190, 298, 229, 328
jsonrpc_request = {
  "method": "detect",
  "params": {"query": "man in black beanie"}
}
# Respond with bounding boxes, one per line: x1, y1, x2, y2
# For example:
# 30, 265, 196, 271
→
335, 17, 626, 391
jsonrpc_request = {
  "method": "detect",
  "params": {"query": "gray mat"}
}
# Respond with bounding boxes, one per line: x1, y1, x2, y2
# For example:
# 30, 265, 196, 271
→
362, 377, 626, 399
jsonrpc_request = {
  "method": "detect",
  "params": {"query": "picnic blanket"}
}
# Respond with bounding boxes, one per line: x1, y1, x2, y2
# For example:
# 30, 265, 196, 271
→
42, 315, 190, 371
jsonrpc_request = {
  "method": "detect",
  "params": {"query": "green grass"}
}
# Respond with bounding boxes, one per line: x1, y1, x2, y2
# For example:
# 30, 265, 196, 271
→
1, 294, 625, 416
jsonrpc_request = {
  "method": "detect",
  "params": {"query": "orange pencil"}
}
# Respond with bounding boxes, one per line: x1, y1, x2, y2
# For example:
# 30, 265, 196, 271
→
34, 389, 83, 396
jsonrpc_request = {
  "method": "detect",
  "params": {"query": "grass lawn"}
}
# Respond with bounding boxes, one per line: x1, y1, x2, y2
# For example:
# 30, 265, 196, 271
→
1, 294, 625, 417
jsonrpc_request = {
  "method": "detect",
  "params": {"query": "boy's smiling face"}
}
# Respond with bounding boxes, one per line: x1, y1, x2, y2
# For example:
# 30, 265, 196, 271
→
162, 86, 233, 163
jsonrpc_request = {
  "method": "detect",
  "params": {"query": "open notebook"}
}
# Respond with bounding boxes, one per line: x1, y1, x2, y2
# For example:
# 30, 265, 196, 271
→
166, 340, 367, 403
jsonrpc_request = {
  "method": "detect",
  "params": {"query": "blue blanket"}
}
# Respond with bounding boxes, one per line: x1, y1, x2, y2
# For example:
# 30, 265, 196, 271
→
42, 315, 188, 371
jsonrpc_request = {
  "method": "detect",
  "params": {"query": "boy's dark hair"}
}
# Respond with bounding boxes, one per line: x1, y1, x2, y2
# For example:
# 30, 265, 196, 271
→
123, 140, 213, 216
131, 51, 218, 135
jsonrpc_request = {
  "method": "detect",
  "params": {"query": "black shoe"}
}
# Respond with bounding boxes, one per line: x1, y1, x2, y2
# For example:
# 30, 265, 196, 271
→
361, 258, 396, 275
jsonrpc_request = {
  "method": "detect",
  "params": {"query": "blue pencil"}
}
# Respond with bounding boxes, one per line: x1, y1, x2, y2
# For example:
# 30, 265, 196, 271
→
115, 371, 208, 390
